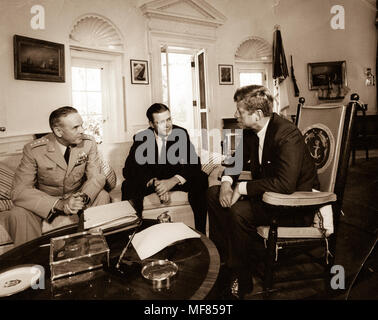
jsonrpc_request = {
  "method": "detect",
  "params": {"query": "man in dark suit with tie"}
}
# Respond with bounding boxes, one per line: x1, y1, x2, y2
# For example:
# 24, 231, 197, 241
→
8, 106, 110, 246
207, 85, 319, 298
121, 103, 208, 233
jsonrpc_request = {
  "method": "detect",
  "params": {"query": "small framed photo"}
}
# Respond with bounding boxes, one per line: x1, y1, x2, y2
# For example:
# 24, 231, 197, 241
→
130, 59, 149, 84
14, 35, 65, 82
218, 64, 233, 85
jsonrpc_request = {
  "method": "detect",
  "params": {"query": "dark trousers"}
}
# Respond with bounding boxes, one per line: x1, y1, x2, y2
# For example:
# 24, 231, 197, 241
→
207, 186, 268, 274
207, 185, 316, 273
122, 171, 208, 234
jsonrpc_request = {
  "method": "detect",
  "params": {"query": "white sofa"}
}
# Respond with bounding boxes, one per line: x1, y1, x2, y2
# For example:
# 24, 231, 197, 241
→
0, 148, 224, 255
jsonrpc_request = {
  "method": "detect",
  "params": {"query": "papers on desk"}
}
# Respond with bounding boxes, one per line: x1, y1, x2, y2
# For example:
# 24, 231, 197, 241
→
132, 223, 201, 260
84, 201, 139, 233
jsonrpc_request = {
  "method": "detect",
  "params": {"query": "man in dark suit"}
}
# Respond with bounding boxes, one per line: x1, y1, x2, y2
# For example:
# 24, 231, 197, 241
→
207, 85, 319, 298
122, 103, 208, 234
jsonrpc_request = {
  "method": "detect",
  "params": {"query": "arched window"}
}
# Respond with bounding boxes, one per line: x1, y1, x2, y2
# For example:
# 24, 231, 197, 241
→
69, 15, 125, 143
234, 36, 272, 90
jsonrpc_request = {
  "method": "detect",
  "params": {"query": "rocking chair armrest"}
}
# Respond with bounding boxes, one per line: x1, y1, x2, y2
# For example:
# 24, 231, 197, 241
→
262, 191, 337, 207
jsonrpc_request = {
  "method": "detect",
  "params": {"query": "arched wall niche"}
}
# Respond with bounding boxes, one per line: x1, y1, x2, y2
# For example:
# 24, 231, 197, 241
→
69, 14, 125, 52
235, 36, 272, 62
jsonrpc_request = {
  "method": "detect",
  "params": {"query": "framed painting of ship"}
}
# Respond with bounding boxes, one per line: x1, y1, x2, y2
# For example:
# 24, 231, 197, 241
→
14, 35, 65, 82
307, 61, 346, 91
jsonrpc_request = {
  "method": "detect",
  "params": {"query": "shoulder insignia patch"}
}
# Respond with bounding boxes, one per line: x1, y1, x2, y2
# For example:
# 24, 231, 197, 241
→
29, 138, 49, 148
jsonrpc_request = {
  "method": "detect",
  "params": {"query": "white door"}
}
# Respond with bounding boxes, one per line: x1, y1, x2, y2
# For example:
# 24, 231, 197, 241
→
161, 47, 209, 151
195, 50, 209, 151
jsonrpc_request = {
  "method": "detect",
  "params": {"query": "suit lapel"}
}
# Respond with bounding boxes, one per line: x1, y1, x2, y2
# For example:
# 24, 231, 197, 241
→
250, 134, 260, 176
261, 115, 276, 165
45, 134, 67, 170
154, 137, 159, 164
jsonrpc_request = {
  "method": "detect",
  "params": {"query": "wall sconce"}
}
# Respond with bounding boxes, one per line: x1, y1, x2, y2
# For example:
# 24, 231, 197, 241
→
364, 67, 375, 86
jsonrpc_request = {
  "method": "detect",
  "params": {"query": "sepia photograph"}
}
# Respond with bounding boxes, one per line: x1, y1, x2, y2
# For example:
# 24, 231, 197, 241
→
130, 59, 149, 84
0, 0, 377, 309
218, 64, 233, 85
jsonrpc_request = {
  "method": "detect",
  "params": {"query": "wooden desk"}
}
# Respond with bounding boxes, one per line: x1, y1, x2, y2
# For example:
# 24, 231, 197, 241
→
0, 220, 220, 300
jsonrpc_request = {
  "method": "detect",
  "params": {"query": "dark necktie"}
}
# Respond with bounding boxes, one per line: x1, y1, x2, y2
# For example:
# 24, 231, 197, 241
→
159, 138, 166, 164
64, 146, 71, 164
252, 135, 261, 175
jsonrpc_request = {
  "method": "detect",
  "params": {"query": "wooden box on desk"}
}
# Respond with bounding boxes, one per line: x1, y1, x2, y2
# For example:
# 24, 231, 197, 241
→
49, 230, 110, 281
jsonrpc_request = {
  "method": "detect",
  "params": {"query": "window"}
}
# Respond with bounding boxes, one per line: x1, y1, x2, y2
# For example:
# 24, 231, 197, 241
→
234, 36, 272, 91
69, 15, 126, 143
239, 70, 266, 87
72, 65, 105, 143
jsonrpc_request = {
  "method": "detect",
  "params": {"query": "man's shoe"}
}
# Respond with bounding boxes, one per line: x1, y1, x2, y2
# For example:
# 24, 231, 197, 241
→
232, 272, 254, 299
219, 280, 240, 300
230, 278, 241, 299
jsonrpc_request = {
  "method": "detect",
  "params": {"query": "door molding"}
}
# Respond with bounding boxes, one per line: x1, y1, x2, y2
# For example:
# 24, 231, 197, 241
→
140, 0, 226, 28
141, 0, 226, 132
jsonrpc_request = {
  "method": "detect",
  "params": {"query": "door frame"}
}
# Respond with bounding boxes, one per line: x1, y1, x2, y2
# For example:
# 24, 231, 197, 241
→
149, 32, 216, 150
149, 33, 216, 123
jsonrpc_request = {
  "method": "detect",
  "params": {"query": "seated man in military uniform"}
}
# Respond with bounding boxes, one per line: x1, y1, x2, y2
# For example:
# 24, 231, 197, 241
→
8, 106, 110, 246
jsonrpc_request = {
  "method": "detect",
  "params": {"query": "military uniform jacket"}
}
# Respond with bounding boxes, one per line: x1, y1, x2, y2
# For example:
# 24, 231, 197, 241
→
11, 133, 106, 219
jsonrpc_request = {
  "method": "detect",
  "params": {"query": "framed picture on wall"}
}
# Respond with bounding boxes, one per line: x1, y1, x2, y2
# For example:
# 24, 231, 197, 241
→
13, 35, 65, 82
307, 61, 347, 90
218, 64, 234, 85
130, 59, 149, 84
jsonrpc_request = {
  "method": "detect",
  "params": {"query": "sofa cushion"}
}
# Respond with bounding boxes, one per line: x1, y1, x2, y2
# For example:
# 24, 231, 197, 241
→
143, 191, 189, 210
41, 215, 79, 234
0, 199, 13, 212
142, 204, 195, 229
200, 151, 225, 175
257, 226, 324, 239
0, 163, 14, 201
257, 203, 334, 240
0, 211, 13, 245
208, 165, 225, 187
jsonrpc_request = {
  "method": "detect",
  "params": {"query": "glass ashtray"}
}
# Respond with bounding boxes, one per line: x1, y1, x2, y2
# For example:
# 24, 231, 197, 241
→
141, 259, 178, 290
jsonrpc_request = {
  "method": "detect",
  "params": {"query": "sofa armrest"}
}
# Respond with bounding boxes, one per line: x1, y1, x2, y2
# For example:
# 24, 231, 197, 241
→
262, 191, 337, 207
208, 165, 225, 187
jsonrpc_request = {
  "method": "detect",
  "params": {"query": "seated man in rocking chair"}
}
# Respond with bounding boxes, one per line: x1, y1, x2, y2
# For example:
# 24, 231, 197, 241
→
207, 85, 319, 299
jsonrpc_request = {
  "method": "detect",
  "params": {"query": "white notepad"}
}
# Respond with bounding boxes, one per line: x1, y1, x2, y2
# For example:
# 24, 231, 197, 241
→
84, 201, 138, 230
131, 222, 201, 260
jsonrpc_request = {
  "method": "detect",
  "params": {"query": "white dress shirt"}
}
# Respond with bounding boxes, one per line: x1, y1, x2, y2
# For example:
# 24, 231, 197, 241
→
55, 140, 68, 157
154, 132, 186, 185
221, 118, 271, 195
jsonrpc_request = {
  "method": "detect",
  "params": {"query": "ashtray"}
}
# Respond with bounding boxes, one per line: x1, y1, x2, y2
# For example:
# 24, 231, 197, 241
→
141, 259, 178, 290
